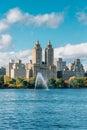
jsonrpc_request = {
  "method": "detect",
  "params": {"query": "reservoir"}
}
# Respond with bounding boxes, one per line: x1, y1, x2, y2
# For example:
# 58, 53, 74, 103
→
0, 89, 87, 130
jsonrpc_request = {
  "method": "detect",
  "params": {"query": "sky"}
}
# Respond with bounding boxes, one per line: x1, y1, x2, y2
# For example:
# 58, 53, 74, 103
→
0, 0, 87, 70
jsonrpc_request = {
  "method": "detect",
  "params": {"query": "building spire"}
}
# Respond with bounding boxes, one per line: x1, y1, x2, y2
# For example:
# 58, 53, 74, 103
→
46, 40, 52, 48
34, 40, 40, 48
36, 40, 39, 45
48, 40, 51, 45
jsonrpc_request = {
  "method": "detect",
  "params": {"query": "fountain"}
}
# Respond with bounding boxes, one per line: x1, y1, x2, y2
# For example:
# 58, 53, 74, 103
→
35, 72, 48, 90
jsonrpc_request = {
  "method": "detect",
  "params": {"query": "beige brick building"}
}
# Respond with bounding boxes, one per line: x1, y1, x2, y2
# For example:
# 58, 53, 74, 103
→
69, 59, 84, 77
55, 58, 66, 71
62, 59, 85, 80
6, 59, 15, 77
6, 59, 26, 79
26, 40, 57, 79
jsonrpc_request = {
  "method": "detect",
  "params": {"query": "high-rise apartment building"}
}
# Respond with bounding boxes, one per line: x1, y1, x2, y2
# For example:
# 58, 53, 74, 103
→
45, 41, 54, 66
55, 58, 66, 71
26, 41, 57, 79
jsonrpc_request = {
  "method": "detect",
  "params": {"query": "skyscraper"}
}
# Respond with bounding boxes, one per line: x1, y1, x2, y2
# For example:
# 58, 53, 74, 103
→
26, 40, 56, 79
45, 41, 53, 66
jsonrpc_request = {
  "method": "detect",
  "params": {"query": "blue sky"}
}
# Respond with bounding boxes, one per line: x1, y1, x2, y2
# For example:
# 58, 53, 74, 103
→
0, 0, 87, 69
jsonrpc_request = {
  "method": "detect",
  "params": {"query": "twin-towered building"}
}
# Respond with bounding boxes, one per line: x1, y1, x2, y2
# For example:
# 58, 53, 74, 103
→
26, 40, 56, 79
6, 41, 85, 80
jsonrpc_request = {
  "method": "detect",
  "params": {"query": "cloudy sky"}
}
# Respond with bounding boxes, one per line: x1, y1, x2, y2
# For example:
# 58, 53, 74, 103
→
0, 0, 87, 69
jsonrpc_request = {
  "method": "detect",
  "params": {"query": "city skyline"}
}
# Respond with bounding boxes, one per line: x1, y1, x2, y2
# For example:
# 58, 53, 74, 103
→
0, 0, 87, 69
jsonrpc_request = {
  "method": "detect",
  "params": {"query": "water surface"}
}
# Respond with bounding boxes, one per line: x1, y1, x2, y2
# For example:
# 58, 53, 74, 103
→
0, 89, 87, 130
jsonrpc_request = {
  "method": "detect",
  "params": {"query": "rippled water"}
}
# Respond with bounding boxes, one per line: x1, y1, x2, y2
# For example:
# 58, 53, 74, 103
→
0, 89, 87, 130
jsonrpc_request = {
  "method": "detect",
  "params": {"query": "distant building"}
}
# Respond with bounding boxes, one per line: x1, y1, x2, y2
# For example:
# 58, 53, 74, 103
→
55, 58, 66, 71
6, 59, 14, 77
6, 59, 26, 79
62, 69, 75, 80
6, 41, 85, 80
57, 71, 62, 78
0, 67, 6, 76
69, 59, 84, 77
55, 58, 66, 78
26, 40, 57, 79
84, 71, 87, 76
63, 59, 85, 80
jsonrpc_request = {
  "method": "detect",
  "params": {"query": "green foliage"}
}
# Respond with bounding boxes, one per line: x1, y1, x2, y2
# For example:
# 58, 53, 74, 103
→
47, 78, 68, 88
56, 78, 64, 88
69, 77, 85, 88
0, 76, 4, 87
29, 77, 36, 89
16, 77, 25, 88
1, 75, 87, 89
47, 78, 56, 89
8, 78, 16, 84
22, 80, 30, 88
83, 77, 87, 87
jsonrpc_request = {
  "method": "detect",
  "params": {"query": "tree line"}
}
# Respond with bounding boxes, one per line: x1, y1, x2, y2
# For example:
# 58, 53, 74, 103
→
0, 75, 87, 89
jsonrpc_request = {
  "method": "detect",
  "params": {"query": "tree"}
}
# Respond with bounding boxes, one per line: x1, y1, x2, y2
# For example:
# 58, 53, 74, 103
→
7, 78, 16, 84
0, 76, 4, 88
29, 77, 36, 89
64, 80, 69, 88
69, 76, 85, 88
47, 78, 56, 89
83, 77, 87, 87
55, 78, 64, 88
22, 80, 30, 88
16, 77, 24, 88
69, 76, 76, 88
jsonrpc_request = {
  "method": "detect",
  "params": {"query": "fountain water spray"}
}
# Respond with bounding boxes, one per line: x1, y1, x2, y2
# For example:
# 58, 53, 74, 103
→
35, 72, 48, 90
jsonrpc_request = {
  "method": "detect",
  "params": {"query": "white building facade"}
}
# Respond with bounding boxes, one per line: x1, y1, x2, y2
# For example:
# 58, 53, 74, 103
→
6, 60, 26, 79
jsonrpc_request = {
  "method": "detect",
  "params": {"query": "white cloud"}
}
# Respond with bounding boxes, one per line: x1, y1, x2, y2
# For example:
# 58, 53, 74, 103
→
0, 34, 13, 50
76, 11, 87, 25
54, 43, 87, 69
0, 42, 86, 71
6, 8, 24, 24
0, 50, 32, 67
34, 12, 64, 28
0, 42, 87, 70
0, 7, 64, 32
54, 43, 87, 58
0, 20, 9, 31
